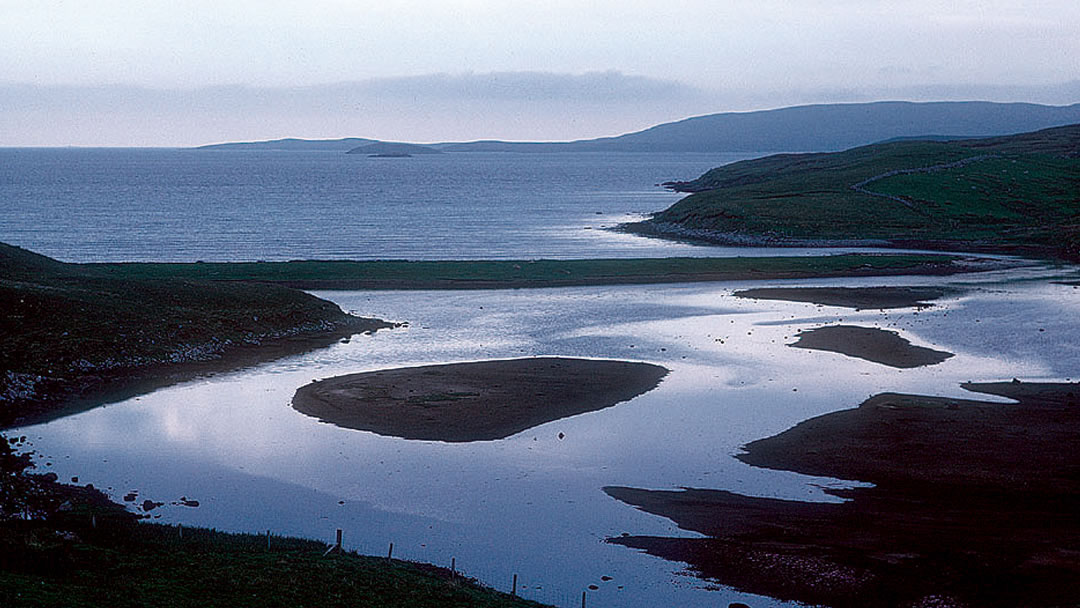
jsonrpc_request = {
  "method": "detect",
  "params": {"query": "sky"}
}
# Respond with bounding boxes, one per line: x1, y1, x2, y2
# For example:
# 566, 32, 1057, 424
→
1, 0, 1078, 146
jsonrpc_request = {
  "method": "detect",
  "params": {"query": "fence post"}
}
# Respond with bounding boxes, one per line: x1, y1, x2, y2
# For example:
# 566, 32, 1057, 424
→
450, 557, 456, 578
387, 542, 394, 559
511, 573, 517, 596
581, 590, 587, 608
336, 529, 343, 552
266, 529, 271, 551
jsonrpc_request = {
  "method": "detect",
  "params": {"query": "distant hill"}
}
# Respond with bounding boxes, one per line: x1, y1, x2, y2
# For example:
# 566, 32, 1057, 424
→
440, 101, 1080, 153
197, 137, 376, 151
197, 101, 1080, 155
346, 142, 443, 155
623, 124, 1080, 260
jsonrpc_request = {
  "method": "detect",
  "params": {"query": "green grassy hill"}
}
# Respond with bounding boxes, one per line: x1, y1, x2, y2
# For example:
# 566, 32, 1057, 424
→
629, 125, 1080, 259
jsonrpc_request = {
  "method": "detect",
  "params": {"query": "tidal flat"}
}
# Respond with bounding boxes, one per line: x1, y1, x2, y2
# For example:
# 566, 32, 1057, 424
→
10, 263, 1080, 607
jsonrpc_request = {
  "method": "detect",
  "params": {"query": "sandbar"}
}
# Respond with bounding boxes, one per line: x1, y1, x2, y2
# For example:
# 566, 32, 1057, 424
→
789, 324, 952, 368
292, 357, 668, 442
733, 286, 952, 309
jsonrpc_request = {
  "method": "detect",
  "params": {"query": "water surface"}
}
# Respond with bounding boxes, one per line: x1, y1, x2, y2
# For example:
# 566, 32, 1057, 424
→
2, 148, 936, 262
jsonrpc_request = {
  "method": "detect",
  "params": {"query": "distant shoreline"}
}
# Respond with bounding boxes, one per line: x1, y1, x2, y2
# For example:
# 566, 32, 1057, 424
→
85, 253, 1018, 291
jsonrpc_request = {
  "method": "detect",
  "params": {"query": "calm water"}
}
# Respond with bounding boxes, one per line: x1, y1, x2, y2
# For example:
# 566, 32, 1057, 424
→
14, 266, 1080, 607
2, 148, 920, 262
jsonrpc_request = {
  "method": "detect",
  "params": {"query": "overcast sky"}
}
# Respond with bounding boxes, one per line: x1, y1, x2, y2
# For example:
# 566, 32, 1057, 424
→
2, 0, 1078, 146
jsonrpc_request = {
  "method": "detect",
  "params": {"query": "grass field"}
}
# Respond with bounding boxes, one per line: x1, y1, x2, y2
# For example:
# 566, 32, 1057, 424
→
0, 436, 546, 608
636, 124, 1080, 259
87, 253, 969, 289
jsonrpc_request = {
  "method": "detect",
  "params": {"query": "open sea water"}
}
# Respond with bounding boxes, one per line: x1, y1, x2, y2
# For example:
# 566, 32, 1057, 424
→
0, 148, 754, 262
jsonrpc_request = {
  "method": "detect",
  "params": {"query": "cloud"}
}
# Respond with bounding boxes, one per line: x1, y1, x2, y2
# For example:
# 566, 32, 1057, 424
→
350, 71, 705, 102
1, 72, 1077, 147
0, 71, 715, 146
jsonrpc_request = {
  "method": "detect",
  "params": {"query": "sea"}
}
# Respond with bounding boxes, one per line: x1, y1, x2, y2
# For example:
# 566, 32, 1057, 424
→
1, 148, 907, 263
5, 149, 1079, 608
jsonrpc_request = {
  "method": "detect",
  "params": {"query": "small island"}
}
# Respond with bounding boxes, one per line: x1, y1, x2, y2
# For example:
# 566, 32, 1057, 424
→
345, 141, 443, 156
292, 357, 668, 442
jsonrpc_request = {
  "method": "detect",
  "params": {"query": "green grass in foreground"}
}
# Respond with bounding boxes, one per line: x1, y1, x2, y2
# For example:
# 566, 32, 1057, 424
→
644, 124, 1080, 259
0, 435, 545, 608
0, 523, 544, 608
88, 253, 967, 289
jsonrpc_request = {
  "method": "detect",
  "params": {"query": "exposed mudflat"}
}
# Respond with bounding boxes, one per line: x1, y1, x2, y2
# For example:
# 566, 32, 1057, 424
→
789, 324, 954, 368
292, 357, 668, 442
733, 286, 952, 309
606, 381, 1080, 607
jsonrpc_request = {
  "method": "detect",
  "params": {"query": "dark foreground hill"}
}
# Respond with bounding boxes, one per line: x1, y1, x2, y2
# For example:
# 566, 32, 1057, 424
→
0, 436, 547, 608
624, 124, 1080, 260
0, 243, 390, 428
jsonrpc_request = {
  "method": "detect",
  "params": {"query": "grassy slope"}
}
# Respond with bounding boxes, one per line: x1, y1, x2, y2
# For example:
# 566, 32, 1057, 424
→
1, 525, 544, 608
0, 470, 543, 608
0, 243, 388, 427
639, 124, 1080, 259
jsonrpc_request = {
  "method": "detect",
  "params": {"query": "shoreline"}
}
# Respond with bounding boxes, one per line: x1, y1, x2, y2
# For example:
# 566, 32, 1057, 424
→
616, 219, 1057, 260
2, 315, 394, 431
0, 446, 546, 607
1, 242, 397, 430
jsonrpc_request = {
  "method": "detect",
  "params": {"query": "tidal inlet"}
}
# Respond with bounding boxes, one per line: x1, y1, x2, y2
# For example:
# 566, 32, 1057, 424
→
4, 3, 1080, 607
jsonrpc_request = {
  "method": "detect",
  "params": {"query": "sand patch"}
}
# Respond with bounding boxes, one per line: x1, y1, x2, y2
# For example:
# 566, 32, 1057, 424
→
292, 357, 668, 442
789, 325, 953, 368
733, 286, 952, 309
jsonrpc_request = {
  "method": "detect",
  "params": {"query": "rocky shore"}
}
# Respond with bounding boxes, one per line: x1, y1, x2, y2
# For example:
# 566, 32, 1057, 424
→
0, 242, 393, 429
